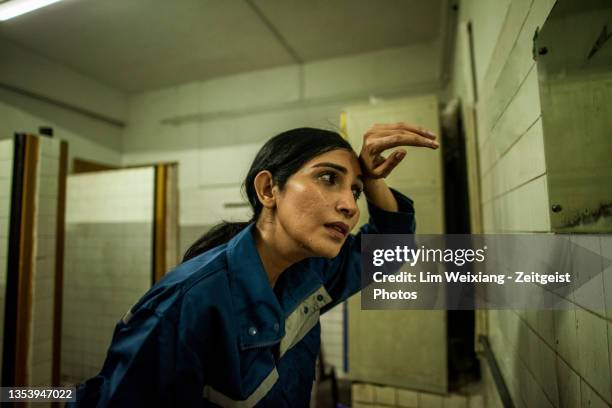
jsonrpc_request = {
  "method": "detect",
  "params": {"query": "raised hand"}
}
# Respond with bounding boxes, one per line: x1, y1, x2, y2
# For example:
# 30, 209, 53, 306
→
359, 122, 439, 179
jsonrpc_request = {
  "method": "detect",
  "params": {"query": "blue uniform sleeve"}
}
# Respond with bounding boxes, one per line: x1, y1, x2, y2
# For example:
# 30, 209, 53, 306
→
319, 188, 416, 313
70, 304, 205, 407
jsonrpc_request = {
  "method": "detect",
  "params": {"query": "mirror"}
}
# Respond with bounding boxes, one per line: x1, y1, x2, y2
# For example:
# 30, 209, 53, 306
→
535, 0, 612, 232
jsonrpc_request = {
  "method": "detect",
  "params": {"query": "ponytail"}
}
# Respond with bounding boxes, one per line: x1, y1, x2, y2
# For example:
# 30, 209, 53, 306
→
182, 221, 250, 262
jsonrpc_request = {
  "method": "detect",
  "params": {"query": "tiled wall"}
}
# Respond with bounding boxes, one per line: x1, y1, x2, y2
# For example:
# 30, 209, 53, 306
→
61, 168, 154, 385
0, 137, 62, 393
476, 0, 554, 233
0, 139, 13, 385
351, 382, 484, 408
487, 235, 612, 408
320, 304, 345, 375
453, 0, 611, 406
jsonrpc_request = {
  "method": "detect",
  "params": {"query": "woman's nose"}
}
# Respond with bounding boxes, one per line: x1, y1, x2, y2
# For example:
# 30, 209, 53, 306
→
337, 191, 358, 218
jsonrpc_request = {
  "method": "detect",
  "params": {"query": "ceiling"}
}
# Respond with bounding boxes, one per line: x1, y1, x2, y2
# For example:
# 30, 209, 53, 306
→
0, 0, 449, 93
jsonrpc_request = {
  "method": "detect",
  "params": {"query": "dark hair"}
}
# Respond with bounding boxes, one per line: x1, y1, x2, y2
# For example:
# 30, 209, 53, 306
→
182, 127, 354, 262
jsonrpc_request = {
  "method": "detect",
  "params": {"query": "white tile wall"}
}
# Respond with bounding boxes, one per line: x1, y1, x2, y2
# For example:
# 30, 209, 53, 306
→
581, 378, 610, 408
479, 0, 532, 99
570, 235, 605, 312
493, 174, 550, 232
575, 308, 611, 403
454, 1, 612, 407
197, 143, 261, 188
556, 355, 581, 408
0, 136, 63, 387
0, 138, 13, 385
602, 237, 612, 320
470, 0, 555, 233
481, 118, 546, 203
554, 300, 580, 371
123, 141, 259, 227
181, 185, 251, 227
320, 304, 345, 375
65, 167, 154, 223
62, 167, 154, 385
479, 0, 557, 139
481, 66, 542, 175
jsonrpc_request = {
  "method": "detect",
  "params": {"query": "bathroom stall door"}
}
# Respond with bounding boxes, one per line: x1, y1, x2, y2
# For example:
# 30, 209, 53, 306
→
0, 134, 67, 391
343, 95, 448, 393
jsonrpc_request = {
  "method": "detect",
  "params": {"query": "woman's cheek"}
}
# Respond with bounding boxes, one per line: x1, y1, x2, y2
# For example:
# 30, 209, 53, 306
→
284, 182, 335, 242
306, 188, 333, 222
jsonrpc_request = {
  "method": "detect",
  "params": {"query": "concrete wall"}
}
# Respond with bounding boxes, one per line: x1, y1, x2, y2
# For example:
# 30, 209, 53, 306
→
0, 38, 124, 170
0, 36, 126, 123
451, 0, 612, 406
0, 98, 122, 171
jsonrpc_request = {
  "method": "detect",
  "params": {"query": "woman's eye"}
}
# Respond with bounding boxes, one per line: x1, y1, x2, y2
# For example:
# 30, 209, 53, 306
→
319, 172, 360, 200
320, 172, 337, 184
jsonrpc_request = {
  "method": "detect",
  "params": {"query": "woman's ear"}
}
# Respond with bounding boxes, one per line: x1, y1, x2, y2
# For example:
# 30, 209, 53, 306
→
253, 170, 277, 209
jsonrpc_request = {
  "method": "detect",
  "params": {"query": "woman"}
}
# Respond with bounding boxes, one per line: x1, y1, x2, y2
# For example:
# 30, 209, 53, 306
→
73, 123, 439, 407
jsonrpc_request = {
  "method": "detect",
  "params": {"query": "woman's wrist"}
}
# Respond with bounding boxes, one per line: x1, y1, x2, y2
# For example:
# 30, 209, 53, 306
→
363, 177, 399, 212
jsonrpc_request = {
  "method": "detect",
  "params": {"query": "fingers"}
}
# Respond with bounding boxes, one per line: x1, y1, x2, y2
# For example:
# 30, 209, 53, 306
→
372, 155, 386, 167
371, 149, 407, 178
359, 122, 438, 179
367, 122, 437, 140
369, 132, 439, 154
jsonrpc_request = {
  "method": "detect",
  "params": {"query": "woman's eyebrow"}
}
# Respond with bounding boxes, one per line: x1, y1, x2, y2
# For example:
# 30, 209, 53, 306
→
312, 162, 364, 184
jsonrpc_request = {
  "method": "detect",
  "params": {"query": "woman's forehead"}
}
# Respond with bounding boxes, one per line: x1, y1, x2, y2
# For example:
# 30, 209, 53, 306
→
304, 149, 362, 176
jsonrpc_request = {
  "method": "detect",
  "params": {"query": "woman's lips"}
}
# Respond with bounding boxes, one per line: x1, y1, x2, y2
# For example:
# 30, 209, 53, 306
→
324, 222, 349, 240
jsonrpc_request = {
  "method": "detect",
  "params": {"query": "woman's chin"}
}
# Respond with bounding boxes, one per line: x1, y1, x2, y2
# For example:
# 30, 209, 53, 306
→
300, 231, 346, 258
312, 242, 343, 259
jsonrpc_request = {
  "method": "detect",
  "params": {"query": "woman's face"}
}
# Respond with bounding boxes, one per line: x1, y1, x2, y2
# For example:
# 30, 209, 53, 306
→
274, 148, 363, 259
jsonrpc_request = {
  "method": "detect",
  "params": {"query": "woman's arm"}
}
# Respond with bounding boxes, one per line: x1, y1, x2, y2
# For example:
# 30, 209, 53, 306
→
363, 177, 398, 212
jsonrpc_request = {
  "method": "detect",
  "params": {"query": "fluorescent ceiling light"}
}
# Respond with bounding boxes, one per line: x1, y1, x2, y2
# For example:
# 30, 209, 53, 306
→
0, 0, 63, 21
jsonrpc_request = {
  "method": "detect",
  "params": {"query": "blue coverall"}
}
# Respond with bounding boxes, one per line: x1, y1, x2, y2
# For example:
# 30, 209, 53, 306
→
71, 189, 415, 407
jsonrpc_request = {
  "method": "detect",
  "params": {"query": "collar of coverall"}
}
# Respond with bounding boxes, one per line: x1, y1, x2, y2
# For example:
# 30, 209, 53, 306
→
225, 222, 322, 350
